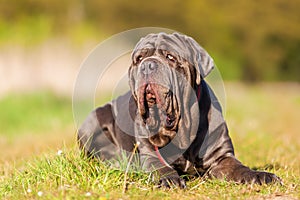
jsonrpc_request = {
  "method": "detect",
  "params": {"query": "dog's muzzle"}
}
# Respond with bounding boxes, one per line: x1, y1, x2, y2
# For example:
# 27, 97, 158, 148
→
134, 58, 180, 147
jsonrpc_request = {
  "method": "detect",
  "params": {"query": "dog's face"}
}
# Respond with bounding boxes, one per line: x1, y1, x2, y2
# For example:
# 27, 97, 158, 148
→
128, 33, 215, 148
130, 46, 187, 147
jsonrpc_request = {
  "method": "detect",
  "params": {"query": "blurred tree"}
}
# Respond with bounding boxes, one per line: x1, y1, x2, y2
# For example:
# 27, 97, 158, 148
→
0, 0, 299, 81
279, 40, 300, 81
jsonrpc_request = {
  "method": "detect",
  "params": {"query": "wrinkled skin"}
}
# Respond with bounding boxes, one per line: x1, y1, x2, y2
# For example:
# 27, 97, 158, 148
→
78, 32, 282, 188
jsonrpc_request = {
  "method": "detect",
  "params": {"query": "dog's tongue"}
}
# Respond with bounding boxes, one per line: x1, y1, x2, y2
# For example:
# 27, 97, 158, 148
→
146, 84, 155, 99
145, 84, 159, 106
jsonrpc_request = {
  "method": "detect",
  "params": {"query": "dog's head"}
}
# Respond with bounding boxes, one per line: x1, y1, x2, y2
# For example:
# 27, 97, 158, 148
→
128, 32, 215, 148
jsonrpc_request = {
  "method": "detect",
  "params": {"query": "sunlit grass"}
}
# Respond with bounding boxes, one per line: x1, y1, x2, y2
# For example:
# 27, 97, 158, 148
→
1, 146, 298, 199
1, 83, 299, 199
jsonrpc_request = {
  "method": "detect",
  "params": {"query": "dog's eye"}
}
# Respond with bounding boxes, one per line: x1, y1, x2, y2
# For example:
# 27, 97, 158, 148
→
136, 55, 143, 63
166, 54, 176, 62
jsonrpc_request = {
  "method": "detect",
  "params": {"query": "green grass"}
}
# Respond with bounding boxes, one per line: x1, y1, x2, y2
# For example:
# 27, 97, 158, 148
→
1, 147, 297, 199
1, 83, 300, 199
0, 91, 72, 136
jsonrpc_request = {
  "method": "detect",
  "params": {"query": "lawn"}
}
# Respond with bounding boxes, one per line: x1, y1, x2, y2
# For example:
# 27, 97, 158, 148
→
1, 83, 299, 199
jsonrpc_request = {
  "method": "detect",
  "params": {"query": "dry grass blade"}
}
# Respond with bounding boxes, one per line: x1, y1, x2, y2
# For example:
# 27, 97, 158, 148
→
123, 142, 140, 193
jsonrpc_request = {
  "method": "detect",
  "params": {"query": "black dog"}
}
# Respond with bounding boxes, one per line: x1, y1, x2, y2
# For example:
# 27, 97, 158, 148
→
78, 32, 281, 188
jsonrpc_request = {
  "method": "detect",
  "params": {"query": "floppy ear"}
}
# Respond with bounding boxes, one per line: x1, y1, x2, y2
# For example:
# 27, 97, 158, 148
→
196, 48, 215, 83
128, 65, 137, 100
184, 35, 215, 84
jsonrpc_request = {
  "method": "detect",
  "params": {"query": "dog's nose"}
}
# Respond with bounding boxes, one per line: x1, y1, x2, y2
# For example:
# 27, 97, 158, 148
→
141, 61, 157, 74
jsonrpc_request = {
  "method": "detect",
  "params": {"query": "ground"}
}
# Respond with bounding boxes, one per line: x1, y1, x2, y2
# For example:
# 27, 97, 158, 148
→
0, 82, 299, 199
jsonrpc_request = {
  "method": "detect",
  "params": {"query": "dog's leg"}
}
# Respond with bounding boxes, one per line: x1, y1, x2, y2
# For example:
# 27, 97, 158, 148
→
137, 138, 186, 189
208, 156, 282, 184
78, 104, 121, 159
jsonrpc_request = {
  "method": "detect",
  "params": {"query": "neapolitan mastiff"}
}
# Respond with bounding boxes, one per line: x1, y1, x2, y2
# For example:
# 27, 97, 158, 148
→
78, 32, 281, 188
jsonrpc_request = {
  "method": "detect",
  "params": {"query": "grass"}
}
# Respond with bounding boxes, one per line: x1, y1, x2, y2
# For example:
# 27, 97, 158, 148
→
1, 147, 297, 200
0, 91, 72, 136
0, 92, 74, 163
1, 83, 300, 199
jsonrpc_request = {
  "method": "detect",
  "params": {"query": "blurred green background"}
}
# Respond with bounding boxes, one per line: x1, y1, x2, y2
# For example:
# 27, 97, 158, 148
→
0, 4, 300, 198
0, 0, 299, 82
0, 0, 299, 162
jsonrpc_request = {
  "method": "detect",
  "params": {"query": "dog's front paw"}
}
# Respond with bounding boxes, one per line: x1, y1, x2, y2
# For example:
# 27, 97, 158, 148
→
210, 157, 282, 185
245, 171, 282, 185
158, 175, 186, 189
